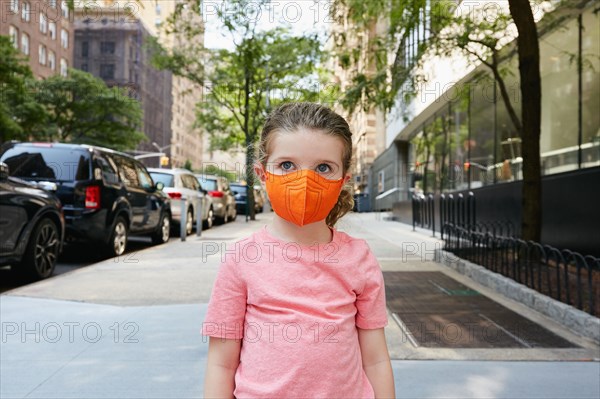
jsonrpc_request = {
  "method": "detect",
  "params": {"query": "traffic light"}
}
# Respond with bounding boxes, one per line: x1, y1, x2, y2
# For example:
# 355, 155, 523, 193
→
160, 156, 169, 166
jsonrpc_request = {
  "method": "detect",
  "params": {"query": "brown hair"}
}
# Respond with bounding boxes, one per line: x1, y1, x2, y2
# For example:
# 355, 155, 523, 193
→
257, 102, 354, 227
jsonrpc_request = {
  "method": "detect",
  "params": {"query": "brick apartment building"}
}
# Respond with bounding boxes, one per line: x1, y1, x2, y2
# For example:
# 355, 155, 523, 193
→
1, 0, 73, 79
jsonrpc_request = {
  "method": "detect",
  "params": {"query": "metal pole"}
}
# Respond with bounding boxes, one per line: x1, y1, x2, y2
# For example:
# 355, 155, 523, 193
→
180, 199, 186, 242
196, 196, 202, 237
577, 13, 583, 169
245, 184, 249, 222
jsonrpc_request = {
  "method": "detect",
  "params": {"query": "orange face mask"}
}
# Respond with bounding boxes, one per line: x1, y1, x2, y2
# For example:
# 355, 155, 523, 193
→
264, 169, 345, 227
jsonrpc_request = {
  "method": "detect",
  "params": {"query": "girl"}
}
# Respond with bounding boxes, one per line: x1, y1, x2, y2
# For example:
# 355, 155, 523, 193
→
202, 102, 395, 398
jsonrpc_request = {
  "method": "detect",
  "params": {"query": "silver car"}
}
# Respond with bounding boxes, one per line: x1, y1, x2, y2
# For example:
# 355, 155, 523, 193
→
194, 174, 236, 224
149, 168, 215, 233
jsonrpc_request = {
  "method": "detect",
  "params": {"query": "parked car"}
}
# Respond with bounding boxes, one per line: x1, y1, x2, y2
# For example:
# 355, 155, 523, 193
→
194, 174, 237, 224
254, 186, 265, 213
148, 168, 214, 232
0, 162, 65, 281
230, 182, 248, 214
231, 183, 265, 215
0, 142, 172, 258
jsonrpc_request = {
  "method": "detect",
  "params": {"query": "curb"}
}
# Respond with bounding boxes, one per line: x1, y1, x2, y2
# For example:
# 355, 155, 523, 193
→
434, 248, 600, 345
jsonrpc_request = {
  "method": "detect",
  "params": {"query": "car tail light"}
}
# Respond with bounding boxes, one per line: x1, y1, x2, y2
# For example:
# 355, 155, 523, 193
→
85, 185, 101, 209
209, 191, 224, 198
168, 192, 182, 199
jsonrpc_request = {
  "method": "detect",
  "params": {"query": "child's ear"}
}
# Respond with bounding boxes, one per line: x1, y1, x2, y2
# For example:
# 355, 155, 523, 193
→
343, 173, 351, 184
253, 162, 266, 184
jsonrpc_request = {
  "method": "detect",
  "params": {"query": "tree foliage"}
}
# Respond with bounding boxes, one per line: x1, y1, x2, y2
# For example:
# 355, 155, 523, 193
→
34, 69, 145, 151
1, 36, 145, 151
0, 36, 48, 142
149, 0, 325, 219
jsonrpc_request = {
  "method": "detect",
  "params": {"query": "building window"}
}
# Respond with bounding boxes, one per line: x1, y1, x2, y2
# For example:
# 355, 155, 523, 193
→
82, 41, 88, 57
49, 22, 56, 40
61, 0, 69, 18
100, 41, 115, 55
378, 171, 385, 193
8, 26, 19, 49
50, 0, 56, 7
81, 63, 88, 72
156, 3, 161, 14
21, 33, 29, 55
39, 44, 46, 65
21, 1, 30, 21
60, 58, 67, 77
61, 29, 68, 48
100, 64, 115, 80
40, 12, 47, 33
10, 0, 19, 13
48, 51, 56, 70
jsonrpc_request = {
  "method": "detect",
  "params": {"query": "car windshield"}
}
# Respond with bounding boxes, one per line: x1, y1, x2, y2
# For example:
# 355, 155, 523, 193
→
230, 184, 246, 194
150, 172, 174, 187
0, 147, 90, 181
197, 177, 217, 191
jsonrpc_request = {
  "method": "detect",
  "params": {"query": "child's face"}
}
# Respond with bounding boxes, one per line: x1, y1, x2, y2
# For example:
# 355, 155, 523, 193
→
260, 128, 350, 182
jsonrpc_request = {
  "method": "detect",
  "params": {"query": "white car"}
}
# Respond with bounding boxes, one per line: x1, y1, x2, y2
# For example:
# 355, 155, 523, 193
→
148, 168, 214, 234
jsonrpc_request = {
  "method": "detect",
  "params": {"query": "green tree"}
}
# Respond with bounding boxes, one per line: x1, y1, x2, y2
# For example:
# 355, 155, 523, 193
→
332, 0, 580, 241
34, 69, 146, 151
149, 0, 324, 220
0, 36, 48, 142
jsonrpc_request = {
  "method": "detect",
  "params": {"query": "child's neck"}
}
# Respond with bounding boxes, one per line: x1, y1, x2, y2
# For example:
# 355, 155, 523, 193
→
269, 216, 332, 246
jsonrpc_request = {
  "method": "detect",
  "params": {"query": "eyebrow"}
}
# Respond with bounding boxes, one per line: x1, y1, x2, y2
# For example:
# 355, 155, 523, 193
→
270, 156, 340, 167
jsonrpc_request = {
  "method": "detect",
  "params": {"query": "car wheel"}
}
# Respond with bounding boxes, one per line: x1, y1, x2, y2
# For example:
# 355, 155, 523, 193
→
106, 216, 128, 257
19, 218, 60, 281
203, 207, 214, 230
151, 212, 170, 245
186, 208, 193, 235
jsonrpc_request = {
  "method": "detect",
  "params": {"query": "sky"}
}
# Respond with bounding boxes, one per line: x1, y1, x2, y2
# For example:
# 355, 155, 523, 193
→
202, 0, 330, 49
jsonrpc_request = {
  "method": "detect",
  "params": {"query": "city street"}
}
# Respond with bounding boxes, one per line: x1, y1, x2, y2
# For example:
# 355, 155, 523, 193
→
1, 212, 599, 398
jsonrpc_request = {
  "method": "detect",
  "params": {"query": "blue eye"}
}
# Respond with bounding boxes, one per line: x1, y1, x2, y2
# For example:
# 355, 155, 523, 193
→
317, 164, 330, 173
280, 161, 293, 170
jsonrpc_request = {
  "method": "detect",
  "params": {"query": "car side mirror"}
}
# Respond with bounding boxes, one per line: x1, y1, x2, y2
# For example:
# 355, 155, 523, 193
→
0, 162, 8, 181
155, 181, 164, 191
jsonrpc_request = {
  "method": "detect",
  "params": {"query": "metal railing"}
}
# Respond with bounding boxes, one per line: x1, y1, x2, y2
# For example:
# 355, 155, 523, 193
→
443, 223, 600, 317
439, 192, 476, 239
412, 193, 435, 235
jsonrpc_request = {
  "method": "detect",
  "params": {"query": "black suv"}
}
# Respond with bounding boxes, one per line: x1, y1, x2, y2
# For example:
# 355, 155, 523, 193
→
0, 142, 172, 257
0, 162, 65, 281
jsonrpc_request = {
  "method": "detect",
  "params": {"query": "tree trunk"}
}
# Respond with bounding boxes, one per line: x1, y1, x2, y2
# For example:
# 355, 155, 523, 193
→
243, 61, 256, 221
508, 0, 542, 242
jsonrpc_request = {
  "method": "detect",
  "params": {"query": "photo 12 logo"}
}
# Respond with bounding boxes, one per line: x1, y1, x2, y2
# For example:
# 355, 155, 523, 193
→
1, 321, 140, 344
200, 0, 338, 25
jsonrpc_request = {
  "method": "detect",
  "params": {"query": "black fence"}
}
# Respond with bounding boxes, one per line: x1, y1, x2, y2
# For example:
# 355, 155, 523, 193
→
412, 193, 600, 317
443, 223, 600, 317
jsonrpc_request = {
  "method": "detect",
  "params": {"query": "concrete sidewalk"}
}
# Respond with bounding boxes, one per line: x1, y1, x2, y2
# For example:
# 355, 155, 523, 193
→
1, 212, 599, 398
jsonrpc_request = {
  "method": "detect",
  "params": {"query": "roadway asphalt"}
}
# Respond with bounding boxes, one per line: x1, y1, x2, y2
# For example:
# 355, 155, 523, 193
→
1, 212, 599, 398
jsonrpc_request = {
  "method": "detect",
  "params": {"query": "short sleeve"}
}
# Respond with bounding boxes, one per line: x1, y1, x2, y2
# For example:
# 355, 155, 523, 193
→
355, 244, 388, 329
201, 256, 247, 340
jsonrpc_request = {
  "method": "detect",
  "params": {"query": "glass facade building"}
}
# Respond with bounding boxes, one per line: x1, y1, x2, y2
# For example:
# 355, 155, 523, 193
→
408, 5, 599, 195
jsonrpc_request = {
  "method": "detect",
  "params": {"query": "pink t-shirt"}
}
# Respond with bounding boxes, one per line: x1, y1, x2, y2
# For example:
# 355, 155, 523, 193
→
201, 224, 388, 398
